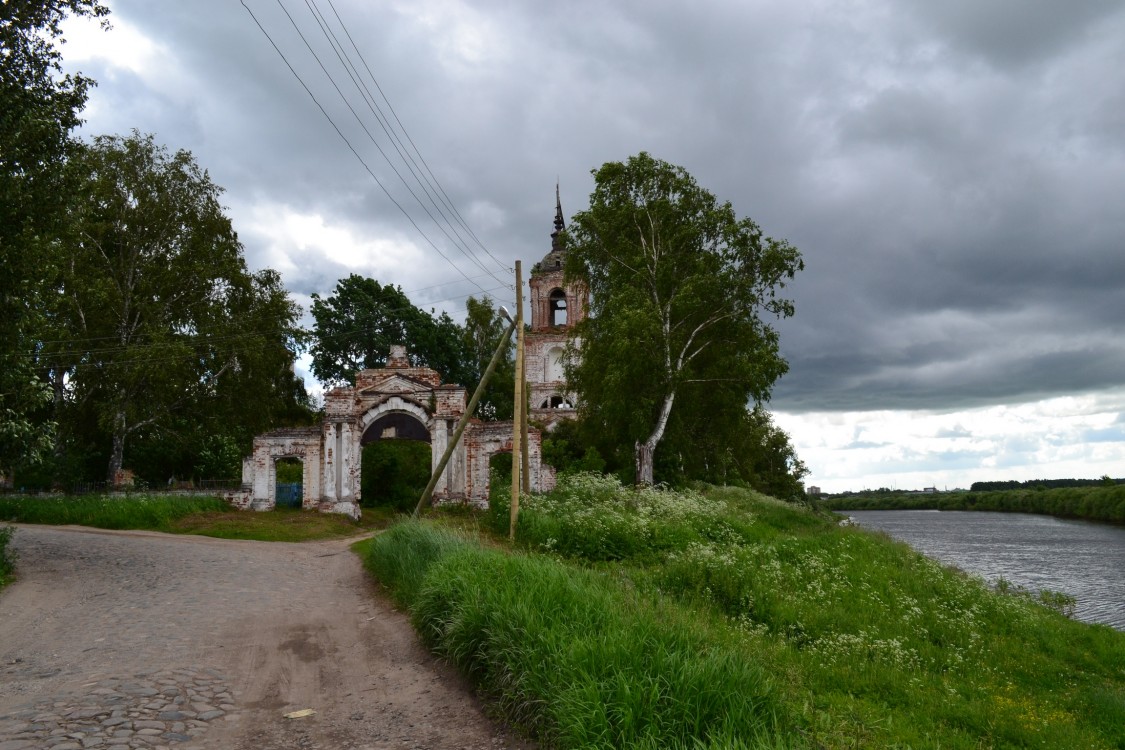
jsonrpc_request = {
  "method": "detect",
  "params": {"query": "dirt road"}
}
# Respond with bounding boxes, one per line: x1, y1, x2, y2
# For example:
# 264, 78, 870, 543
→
0, 525, 531, 750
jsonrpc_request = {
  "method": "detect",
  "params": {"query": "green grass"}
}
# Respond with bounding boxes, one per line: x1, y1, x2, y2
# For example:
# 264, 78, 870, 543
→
0, 525, 15, 588
0, 493, 229, 529
368, 474, 1125, 749
0, 494, 394, 541
366, 521, 789, 748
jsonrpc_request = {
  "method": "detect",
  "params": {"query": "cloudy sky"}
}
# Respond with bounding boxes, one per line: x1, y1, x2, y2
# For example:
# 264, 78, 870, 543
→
58, 0, 1125, 492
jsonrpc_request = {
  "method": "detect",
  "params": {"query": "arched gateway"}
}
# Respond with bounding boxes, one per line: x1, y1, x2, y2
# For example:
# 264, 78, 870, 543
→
228, 345, 555, 518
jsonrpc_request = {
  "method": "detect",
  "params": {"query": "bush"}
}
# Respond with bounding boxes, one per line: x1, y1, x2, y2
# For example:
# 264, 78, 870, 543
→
0, 525, 15, 585
515, 472, 736, 560
0, 494, 228, 530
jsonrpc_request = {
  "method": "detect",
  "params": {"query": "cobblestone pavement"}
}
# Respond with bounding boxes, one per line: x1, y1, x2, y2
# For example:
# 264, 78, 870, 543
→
0, 525, 531, 750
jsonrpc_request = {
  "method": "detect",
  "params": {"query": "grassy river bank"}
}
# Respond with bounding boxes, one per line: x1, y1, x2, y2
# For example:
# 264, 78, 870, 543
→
368, 475, 1125, 749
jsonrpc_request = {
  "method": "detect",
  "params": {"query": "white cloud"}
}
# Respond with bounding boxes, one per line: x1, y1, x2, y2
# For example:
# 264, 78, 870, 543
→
60, 14, 163, 75
777, 388, 1125, 493
238, 202, 424, 278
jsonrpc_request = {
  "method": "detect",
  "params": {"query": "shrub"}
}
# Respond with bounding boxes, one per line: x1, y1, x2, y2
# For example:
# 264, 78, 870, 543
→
0, 525, 15, 585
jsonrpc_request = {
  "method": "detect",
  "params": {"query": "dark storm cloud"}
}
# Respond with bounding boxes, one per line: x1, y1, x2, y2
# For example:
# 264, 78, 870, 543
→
65, 0, 1125, 415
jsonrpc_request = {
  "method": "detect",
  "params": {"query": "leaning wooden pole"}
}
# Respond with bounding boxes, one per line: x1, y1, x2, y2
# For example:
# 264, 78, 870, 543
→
414, 312, 516, 517
510, 261, 524, 540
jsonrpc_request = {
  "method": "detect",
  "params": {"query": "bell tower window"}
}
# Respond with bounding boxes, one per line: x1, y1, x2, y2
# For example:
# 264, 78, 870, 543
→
549, 288, 568, 326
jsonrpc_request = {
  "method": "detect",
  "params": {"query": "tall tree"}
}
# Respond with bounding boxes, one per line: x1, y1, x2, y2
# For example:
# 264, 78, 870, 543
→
565, 152, 804, 485
462, 295, 514, 420
0, 0, 108, 474
309, 274, 472, 388
50, 132, 305, 484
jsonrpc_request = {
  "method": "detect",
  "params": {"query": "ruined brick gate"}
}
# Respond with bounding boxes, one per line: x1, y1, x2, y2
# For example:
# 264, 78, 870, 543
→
228, 192, 584, 519
228, 345, 554, 518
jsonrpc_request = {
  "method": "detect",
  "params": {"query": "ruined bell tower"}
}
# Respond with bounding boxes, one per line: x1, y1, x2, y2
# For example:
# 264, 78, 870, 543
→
525, 186, 586, 428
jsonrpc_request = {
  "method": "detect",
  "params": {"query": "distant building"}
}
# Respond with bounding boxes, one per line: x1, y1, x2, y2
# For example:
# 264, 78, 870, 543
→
923, 486, 938, 493
807, 485, 822, 496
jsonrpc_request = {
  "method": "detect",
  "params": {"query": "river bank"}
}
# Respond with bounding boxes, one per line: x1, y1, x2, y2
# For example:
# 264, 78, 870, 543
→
843, 509, 1125, 630
821, 484, 1125, 524
367, 477, 1125, 749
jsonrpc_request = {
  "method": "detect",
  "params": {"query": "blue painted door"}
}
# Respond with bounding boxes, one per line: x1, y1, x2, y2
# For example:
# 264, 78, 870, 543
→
276, 482, 302, 508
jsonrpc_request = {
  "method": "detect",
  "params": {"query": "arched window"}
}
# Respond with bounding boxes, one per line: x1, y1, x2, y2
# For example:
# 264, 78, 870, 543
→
549, 288, 568, 326
547, 346, 566, 382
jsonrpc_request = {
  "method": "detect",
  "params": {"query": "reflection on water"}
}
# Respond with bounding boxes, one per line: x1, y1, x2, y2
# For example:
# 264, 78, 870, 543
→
843, 510, 1125, 630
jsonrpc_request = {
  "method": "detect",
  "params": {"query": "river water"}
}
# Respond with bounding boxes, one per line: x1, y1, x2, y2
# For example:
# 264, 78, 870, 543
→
842, 510, 1125, 630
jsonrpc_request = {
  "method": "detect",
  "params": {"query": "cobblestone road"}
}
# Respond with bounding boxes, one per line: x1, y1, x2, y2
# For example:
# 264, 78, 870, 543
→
0, 525, 530, 750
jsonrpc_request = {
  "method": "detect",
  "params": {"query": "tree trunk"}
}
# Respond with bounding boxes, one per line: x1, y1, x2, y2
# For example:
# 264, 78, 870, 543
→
107, 410, 127, 486
635, 390, 677, 486
635, 440, 654, 487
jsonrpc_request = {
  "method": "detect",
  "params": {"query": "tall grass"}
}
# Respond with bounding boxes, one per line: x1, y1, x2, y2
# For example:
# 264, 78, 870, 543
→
0, 525, 15, 586
366, 521, 790, 748
375, 476, 1125, 749
0, 494, 229, 530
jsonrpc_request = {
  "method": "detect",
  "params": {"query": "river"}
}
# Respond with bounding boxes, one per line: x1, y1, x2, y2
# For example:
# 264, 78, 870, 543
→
842, 510, 1125, 630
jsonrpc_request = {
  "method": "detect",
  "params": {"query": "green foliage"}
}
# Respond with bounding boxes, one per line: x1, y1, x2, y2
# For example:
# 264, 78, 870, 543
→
461, 295, 515, 419
0, 525, 15, 587
0, 494, 227, 529
193, 435, 243, 481
367, 521, 787, 748
360, 440, 431, 511
0, 0, 108, 473
658, 405, 809, 499
372, 484, 1125, 748
364, 521, 475, 608
824, 485, 1125, 524
309, 274, 473, 388
32, 132, 310, 486
971, 477, 1121, 491
274, 457, 303, 484
515, 472, 741, 561
540, 418, 606, 475
565, 152, 803, 485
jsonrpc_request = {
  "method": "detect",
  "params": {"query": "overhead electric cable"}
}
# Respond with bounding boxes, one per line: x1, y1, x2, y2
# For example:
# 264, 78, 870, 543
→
321, 0, 511, 275
283, 0, 502, 286
300, 0, 509, 282
241, 0, 494, 296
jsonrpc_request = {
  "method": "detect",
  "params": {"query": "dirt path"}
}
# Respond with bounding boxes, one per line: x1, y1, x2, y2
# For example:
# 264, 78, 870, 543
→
0, 525, 532, 750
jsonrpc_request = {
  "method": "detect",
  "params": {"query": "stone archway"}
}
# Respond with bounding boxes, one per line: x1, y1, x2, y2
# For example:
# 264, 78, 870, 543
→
232, 346, 552, 518
359, 405, 433, 511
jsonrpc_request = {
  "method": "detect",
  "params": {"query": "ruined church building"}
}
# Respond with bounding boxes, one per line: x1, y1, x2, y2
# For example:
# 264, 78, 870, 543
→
230, 194, 585, 517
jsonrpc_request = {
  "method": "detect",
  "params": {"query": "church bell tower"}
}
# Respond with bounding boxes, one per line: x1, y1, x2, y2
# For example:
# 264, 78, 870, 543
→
525, 186, 585, 427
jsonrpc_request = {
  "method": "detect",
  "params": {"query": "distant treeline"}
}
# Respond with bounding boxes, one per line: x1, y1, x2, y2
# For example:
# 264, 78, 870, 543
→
823, 485, 1125, 525
969, 478, 1121, 491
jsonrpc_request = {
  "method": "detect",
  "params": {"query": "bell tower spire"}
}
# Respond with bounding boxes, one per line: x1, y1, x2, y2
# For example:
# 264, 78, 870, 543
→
550, 181, 565, 253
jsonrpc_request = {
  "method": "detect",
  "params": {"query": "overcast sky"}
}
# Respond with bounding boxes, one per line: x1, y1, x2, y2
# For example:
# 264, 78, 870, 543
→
58, 0, 1125, 492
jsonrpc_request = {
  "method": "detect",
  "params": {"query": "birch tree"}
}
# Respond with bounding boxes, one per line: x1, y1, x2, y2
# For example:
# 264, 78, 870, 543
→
56, 132, 303, 485
565, 153, 803, 486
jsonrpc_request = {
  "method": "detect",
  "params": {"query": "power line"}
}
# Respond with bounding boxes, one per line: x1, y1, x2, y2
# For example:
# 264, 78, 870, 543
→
319, 0, 511, 275
241, 0, 513, 295
300, 0, 509, 280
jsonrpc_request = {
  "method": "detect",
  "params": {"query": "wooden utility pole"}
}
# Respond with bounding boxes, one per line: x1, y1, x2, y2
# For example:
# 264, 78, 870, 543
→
510, 261, 524, 540
414, 312, 516, 517
520, 353, 530, 494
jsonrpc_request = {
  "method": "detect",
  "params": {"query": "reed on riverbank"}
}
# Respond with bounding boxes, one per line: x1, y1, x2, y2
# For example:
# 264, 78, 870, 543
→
367, 475, 1125, 749
822, 484, 1125, 523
